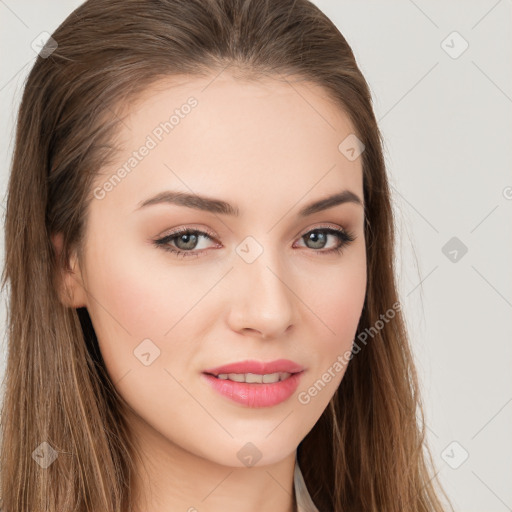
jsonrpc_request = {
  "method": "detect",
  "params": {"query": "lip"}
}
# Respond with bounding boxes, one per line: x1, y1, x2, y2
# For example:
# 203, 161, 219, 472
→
201, 359, 305, 408
202, 359, 304, 376
201, 371, 304, 408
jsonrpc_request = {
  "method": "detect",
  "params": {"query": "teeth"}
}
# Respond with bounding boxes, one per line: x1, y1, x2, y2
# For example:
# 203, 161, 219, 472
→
216, 372, 292, 383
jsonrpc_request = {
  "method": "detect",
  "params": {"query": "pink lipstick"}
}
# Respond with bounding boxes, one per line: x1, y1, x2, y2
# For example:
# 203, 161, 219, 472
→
201, 359, 304, 408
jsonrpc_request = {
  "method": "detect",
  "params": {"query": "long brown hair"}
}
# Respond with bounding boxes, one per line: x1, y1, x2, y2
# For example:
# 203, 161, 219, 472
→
0, 0, 454, 510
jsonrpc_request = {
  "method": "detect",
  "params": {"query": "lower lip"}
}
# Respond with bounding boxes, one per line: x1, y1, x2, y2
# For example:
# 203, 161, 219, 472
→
201, 371, 304, 408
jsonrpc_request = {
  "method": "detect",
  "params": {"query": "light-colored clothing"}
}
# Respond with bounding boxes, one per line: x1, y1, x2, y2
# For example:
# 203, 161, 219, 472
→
294, 458, 320, 512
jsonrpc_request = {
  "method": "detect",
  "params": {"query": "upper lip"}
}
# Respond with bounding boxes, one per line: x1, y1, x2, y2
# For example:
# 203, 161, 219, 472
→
203, 359, 304, 376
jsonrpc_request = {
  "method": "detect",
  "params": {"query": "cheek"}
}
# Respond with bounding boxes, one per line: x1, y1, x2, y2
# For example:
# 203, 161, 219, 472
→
305, 253, 366, 340
82, 242, 205, 383
300, 253, 366, 383
321, 276, 365, 327
292, 268, 365, 416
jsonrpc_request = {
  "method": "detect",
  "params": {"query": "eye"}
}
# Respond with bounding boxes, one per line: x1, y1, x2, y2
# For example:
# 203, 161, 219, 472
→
295, 226, 356, 255
154, 227, 218, 259
153, 225, 356, 259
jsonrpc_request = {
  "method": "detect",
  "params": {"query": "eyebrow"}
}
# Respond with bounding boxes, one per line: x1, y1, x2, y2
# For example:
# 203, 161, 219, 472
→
135, 189, 364, 216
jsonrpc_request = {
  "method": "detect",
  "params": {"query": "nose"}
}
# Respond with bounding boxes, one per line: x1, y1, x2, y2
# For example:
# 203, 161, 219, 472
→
226, 250, 297, 340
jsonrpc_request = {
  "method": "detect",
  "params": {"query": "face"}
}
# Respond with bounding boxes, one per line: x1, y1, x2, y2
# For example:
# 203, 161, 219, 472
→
61, 72, 367, 469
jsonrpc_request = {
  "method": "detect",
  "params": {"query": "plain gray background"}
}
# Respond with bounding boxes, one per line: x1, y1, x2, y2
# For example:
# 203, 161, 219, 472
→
1, 1, 511, 511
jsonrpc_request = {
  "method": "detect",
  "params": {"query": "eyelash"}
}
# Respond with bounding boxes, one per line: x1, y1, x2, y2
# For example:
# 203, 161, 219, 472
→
154, 224, 356, 259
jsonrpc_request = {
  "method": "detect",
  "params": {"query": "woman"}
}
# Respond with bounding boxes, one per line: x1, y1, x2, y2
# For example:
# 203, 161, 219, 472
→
0, 0, 454, 510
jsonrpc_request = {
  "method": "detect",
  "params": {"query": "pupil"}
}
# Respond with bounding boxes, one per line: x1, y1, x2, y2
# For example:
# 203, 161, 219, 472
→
178, 233, 197, 249
307, 232, 326, 249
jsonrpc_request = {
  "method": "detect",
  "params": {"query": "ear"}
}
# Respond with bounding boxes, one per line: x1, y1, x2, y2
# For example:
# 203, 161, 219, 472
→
51, 232, 88, 308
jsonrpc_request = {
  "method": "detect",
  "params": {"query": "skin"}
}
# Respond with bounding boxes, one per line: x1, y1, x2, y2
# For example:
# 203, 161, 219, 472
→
54, 72, 367, 512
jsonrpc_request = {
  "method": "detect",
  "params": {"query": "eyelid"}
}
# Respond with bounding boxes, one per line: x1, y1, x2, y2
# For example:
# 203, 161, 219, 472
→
297, 222, 349, 238
158, 222, 351, 243
154, 221, 355, 261
157, 224, 218, 239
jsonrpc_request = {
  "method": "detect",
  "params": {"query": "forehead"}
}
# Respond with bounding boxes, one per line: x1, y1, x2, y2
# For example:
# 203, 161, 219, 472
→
93, 72, 364, 217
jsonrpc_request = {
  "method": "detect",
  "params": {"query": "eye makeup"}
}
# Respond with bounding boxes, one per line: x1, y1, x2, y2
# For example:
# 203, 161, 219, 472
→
153, 224, 356, 259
